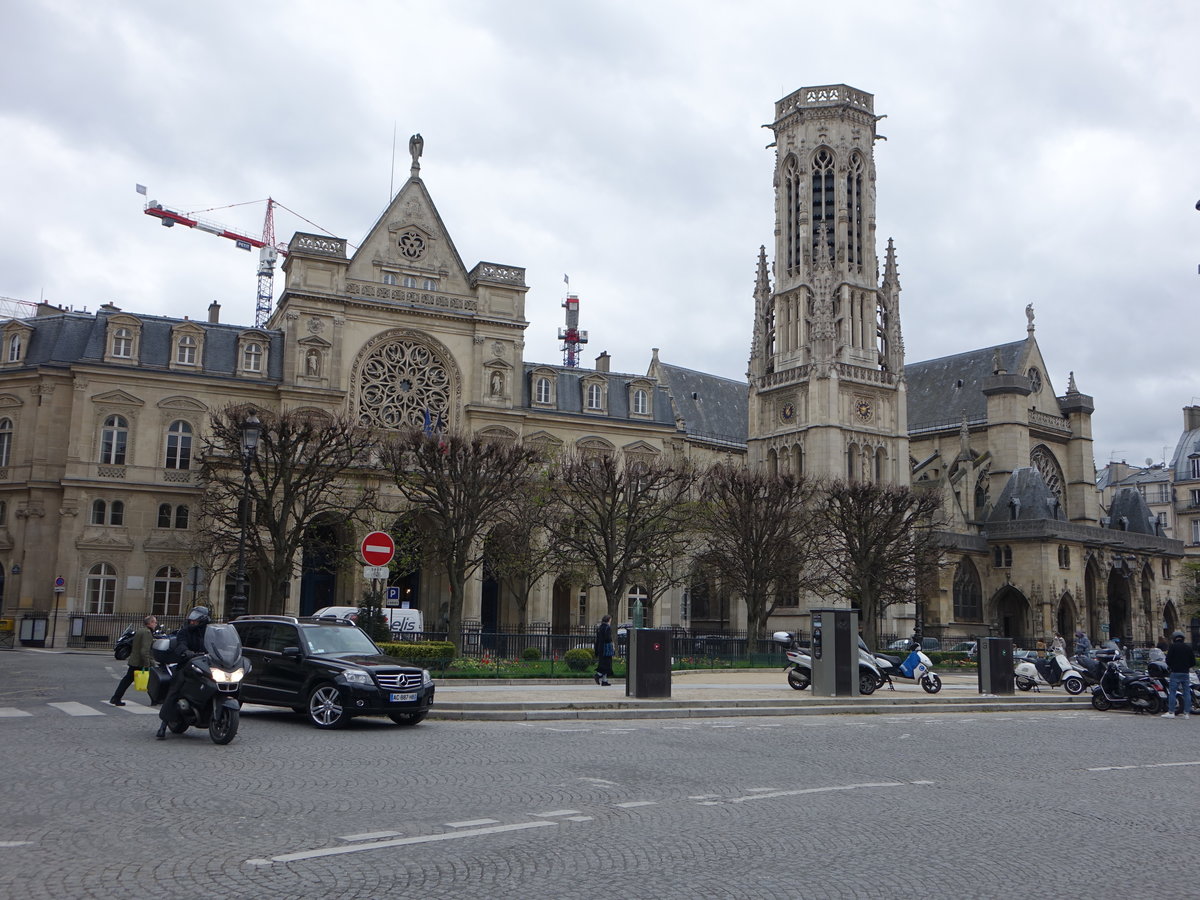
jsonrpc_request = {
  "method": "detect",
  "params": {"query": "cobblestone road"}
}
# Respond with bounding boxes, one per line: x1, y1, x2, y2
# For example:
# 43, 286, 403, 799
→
2, 650, 1197, 898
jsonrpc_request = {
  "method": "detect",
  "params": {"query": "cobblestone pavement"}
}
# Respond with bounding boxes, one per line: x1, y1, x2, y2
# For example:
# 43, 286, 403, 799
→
2, 649, 1197, 898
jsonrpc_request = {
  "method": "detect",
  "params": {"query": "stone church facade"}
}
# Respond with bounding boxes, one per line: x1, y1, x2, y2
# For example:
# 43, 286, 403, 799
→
0, 84, 1183, 647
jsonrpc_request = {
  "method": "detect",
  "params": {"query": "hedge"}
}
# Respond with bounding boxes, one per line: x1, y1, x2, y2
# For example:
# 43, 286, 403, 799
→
377, 640, 455, 665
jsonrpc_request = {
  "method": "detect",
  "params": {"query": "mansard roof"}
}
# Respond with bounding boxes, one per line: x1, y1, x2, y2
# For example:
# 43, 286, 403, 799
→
8, 309, 284, 380
520, 362, 676, 426
654, 361, 748, 448
906, 341, 1025, 433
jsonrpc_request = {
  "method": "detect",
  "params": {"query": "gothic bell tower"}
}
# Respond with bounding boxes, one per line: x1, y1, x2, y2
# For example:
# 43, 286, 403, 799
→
747, 84, 908, 485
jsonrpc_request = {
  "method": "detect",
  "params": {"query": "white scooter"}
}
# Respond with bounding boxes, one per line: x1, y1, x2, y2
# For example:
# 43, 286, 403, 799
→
871, 639, 942, 693
1014, 646, 1086, 694
773, 632, 881, 695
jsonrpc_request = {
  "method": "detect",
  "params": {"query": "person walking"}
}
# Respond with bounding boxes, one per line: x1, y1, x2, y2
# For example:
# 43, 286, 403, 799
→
1161, 631, 1196, 719
1074, 630, 1091, 655
1050, 632, 1065, 656
110, 615, 157, 706
593, 614, 614, 687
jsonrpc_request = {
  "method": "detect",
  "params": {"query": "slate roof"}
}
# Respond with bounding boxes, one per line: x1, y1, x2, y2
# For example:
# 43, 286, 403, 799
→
1170, 428, 1200, 482
905, 341, 1024, 433
1106, 486, 1159, 535
986, 466, 1065, 523
520, 362, 676, 428
654, 362, 748, 447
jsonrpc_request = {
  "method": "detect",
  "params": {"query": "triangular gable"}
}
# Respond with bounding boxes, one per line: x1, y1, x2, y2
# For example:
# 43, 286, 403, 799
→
347, 177, 472, 293
158, 395, 208, 412
91, 390, 144, 406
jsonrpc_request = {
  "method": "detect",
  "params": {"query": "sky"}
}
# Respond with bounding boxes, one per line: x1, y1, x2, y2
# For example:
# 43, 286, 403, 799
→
2, 0, 1198, 470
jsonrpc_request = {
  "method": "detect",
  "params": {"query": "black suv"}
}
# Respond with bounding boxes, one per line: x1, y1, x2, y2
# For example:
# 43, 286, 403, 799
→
230, 615, 434, 729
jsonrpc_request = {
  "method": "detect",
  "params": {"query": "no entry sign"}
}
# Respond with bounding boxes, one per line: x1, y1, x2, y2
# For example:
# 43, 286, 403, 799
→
360, 531, 396, 567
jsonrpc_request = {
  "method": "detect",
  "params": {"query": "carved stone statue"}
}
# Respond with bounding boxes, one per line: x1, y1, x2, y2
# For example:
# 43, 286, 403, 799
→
1025, 303, 1035, 330
490, 370, 503, 396
306, 349, 321, 377
409, 133, 424, 176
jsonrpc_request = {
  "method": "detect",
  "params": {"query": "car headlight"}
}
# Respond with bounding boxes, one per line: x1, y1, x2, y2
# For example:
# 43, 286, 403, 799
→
342, 669, 372, 685
211, 667, 244, 684
422, 669, 433, 686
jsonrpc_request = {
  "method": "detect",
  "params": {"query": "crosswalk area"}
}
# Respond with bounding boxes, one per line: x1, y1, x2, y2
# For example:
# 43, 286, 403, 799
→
0, 701, 160, 718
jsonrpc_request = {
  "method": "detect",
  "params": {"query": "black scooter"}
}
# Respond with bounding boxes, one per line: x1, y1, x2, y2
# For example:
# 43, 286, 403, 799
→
148, 624, 247, 744
1089, 660, 1166, 714
1146, 660, 1200, 713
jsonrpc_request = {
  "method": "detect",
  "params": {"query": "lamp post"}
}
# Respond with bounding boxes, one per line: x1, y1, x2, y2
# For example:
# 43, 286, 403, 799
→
228, 412, 261, 619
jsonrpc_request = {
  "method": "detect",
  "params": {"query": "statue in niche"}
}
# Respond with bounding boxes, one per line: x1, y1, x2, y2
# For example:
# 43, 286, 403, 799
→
490, 370, 504, 397
305, 349, 321, 377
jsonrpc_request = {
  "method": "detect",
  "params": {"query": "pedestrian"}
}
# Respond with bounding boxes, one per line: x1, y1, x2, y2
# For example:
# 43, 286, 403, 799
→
1160, 631, 1196, 719
1074, 630, 1091, 655
593, 614, 614, 687
1156, 636, 1169, 653
110, 615, 157, 706
1050, 632, 1065, 656
156, 606, 210, 739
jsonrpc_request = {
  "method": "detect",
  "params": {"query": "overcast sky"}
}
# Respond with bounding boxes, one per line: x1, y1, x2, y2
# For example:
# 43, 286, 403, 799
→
3, 0, 1198, 469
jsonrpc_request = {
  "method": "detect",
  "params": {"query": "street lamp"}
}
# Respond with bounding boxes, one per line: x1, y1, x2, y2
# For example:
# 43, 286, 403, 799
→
229, 412, 261, 619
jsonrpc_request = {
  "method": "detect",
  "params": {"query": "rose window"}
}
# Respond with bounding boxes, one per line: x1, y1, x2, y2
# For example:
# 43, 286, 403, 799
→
357, 339, 450, 429
398, 231, 426, 261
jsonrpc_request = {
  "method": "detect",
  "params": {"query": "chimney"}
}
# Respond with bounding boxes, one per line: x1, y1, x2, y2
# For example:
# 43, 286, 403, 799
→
1184, 405, 1200, 432
595, 351, 610, 373
208, 302, 221, 324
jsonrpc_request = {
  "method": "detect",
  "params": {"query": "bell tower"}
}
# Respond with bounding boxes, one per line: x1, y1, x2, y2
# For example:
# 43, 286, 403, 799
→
747, 84, 908, 485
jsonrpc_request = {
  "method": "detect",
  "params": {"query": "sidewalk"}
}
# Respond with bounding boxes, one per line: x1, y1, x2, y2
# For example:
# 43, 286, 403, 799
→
429, 668, 1091, 721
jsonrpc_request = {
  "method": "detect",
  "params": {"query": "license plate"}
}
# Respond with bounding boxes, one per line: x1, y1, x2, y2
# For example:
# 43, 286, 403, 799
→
390, 692, 418, 703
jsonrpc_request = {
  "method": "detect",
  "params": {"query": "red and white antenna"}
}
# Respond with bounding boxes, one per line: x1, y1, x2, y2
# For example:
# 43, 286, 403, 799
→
558, 278, 588, 367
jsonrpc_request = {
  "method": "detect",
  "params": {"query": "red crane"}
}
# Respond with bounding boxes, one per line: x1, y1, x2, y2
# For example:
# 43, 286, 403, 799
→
139, 187, 288, 327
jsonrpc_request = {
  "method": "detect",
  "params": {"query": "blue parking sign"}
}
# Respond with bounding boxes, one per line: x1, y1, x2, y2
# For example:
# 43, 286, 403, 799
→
385, 586, 400, 607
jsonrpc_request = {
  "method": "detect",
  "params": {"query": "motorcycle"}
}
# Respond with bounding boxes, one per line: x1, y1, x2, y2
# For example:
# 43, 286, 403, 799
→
148, 624, 247, 744
1146, 660, 1200, 713
1089, 660, 1167, 714
113, 623, 166, 660
773, 632, 880, 695
872, 640, 943, 694
1014, 647, 1086, 694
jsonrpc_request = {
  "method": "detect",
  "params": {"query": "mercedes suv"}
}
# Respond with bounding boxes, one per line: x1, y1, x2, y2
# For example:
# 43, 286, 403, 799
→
230, 615, 434, 729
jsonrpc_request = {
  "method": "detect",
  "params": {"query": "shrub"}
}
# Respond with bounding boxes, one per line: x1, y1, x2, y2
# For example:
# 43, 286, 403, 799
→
521, 646, 541, 661
563, 647, 596, 671
377, 640, 455, 666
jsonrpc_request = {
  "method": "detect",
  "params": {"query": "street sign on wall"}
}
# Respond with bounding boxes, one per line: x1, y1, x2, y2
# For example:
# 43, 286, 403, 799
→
360, 531, 396, 567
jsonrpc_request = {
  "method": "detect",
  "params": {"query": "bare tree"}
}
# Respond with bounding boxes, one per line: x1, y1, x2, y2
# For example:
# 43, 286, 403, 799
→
814, 479, 946, 648
696, 464, 823, 642
483, 479, 563, 629
379, 428, 544, 652
549, 453, 695, 620
197, 406, 379, 616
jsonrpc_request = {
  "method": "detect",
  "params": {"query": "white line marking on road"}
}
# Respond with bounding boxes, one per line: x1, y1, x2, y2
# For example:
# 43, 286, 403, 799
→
710, 724, 738, 728
565, 816, 592, 822
1089, 760, 1200, 772
444, 820, 498, 829
247, 821, 557, 865
118, 704, 159, 715
547, 727, 592, 732
661, 725, 694, 730
726, 782, 907, 804
48, 702, 104, 717
0, 708, 32, 718
750, 722, 783, 727
745, 788, 779, 793
614, 801, 657, 808
340, 831, 402, 841
531, 809, 581, 818
580, 777, 618, 786
687, 794, 720, 800
909, 780, 936, 785
0, 841, 32, 847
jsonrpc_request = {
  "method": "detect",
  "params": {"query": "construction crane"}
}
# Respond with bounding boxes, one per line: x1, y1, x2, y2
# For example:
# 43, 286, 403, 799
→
138, 186, 288, 327
0, 296, 40, 319
558, 293, 588, 367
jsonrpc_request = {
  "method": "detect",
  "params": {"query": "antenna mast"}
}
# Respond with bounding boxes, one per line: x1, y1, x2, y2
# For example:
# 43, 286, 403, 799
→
559, 293, 588, 367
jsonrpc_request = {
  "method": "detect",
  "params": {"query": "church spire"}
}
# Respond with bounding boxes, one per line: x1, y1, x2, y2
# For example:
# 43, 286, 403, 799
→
748, 245, 773, 379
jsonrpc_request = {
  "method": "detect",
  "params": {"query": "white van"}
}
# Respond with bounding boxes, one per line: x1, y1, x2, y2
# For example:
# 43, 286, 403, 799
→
311, 606, 424, 635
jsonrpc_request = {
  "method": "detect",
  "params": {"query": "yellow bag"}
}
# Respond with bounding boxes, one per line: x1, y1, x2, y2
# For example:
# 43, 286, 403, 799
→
133, 669, 150, 692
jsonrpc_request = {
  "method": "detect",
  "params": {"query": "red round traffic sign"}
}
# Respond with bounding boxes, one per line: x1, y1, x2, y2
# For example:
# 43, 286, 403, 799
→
360, 531, 396, 567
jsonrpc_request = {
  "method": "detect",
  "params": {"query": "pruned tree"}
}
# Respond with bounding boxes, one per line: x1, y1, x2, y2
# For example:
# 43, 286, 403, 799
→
483, 478, 563, 628
379, 428, 544, 652
197, 406, 380, 616
814, 479, 946, 648
696, 463, 824, 641
549, 453, 695, 620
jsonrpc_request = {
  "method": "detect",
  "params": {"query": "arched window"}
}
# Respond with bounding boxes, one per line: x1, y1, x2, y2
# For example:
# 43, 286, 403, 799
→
158, 503, 172, 528
7, 334, 20, 362
846, 153, 865, 271
0, 417, 13, 467
382, 272, 398, 286
626, 584, 648, 627
86, 563, 117, 613
632, 389, 648, 415
176, 334, 197, 365
811, 149, 836, 262
953, 558, 982, 620
109, 500, 124, 526
112, 328, 134, 358
174, 505, 189, 529
586, 383, 603, 410
92, 499, 107, 525
164, 420, 192, 470
99, 415, 128, 465
242, 342, 263, 372
783, 155, 803, 272
152, 565, 184, 616
535, 377, 551, 405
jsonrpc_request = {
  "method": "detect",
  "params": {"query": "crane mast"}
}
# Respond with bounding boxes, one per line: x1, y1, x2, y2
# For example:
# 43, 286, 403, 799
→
558, 293, 588, 367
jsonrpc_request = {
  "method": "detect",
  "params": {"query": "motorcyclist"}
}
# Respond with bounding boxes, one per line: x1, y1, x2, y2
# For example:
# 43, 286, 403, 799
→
155, 606, 210, 740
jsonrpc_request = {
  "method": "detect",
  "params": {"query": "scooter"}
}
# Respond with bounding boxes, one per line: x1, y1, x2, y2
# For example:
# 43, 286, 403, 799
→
148, 624, 247, 744
772, 632, 881, 695
872, 640, 943, 693
1146, 660, 1200, 713
1014, 647, 1086, 694
1089, 660, 1166, 714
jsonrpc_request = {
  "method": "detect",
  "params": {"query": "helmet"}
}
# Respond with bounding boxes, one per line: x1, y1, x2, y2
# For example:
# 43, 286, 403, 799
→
1173, 631, 1186, 641
186, 606, 211, 626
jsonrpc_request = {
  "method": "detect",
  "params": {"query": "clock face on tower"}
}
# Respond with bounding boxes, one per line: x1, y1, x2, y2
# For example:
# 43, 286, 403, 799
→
780, 402, 796, 423
854, 398, 873, 422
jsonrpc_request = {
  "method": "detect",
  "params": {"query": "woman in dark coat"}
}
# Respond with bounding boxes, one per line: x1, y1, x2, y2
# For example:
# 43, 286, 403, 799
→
594, 615, 614, 686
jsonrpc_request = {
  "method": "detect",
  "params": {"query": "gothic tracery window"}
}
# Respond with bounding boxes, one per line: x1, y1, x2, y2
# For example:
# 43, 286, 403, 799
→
1030, 444, 1065, 515
846, 153, 864, 271
356, 338, 451, 430
811, 149, 836, 262
783, 155, 803, 273
953, 558, 982, 621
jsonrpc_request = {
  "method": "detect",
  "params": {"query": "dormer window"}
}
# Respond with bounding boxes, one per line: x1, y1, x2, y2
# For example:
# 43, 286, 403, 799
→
104, 316, 142, 365
176, 335, 197, 365
586, 383, 603, 410
236, 332, 269, 376
632, 389, 648, 415
536, 377, 551, 404
7, 334, 21, 363
112, 328, 134, 359
243, 342, 262, 372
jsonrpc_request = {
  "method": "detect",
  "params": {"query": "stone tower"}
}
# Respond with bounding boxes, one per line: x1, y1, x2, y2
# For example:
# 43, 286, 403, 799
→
748, 85, 908, 485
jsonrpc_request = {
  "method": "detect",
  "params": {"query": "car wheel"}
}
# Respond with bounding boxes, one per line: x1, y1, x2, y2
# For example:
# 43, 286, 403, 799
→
388, 711, 427, 726
1063, 676, 1085, 695
114, 645, 131, 661
307, 683, 348, 729
787, 668, 810, 691
859, 669, 878, 695
920, 673, 942, 694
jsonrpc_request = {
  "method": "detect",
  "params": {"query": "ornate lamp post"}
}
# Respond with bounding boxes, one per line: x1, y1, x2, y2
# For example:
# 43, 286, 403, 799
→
228, 412, 261, 619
